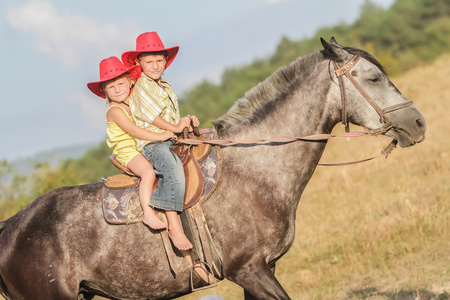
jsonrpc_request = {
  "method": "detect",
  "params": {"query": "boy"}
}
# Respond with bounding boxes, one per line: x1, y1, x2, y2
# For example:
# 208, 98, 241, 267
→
122, 32, 199, 251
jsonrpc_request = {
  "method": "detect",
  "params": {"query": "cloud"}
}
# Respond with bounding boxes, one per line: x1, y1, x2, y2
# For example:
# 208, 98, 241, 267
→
7, 0, 141, 68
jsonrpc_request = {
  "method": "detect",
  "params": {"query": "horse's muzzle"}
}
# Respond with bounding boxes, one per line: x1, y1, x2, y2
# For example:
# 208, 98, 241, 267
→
387, 110, 426, 148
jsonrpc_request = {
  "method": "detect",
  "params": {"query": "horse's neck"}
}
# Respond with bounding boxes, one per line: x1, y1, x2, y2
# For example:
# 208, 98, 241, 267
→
222, 69, 338, 143
219, 72, 338, 202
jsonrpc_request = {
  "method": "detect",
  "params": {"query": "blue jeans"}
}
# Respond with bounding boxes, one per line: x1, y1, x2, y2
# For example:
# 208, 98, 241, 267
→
142, 140, 185, 212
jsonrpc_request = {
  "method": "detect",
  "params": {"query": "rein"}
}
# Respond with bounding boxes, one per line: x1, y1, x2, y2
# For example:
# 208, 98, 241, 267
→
174, 131, 398, 166
175, 55, 413, 166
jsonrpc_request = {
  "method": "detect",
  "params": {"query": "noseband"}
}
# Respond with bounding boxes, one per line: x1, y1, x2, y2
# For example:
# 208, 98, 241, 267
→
332, 55, 414, 134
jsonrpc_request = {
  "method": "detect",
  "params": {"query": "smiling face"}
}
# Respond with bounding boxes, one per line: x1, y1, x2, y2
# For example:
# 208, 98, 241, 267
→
103, 74, 132, 103
137, 52, 167, 81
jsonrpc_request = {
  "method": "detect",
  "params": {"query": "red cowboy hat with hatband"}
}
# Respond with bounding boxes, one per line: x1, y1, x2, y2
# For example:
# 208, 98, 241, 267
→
87, 56, 141, 98
121, 32, 179, 70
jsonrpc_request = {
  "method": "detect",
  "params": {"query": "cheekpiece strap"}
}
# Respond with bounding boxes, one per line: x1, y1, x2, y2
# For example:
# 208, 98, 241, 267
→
335, 55, 361, 77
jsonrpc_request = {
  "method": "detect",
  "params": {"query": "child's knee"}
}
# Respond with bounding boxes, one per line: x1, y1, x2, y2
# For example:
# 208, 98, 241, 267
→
143, 167, 156, 180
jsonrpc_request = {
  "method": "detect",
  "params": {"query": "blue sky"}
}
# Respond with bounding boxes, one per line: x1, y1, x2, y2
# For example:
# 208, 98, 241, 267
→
0, 0, 394, 161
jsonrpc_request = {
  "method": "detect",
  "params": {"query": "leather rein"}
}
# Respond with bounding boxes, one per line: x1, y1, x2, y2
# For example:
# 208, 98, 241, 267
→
176, 55, 415, 166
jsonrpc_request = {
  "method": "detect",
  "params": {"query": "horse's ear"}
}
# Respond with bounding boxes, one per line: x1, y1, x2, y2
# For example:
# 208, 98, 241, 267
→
321, 37, 341, 62
329, 37, 343, 47
321, 37, 347, 62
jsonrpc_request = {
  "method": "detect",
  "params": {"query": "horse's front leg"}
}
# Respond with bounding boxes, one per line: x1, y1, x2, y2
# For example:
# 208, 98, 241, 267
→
226, 259, 290, 300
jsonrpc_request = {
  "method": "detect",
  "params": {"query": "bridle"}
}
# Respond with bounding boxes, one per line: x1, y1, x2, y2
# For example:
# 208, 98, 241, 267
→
332, 55, 414, 135
175, 54, 417, 165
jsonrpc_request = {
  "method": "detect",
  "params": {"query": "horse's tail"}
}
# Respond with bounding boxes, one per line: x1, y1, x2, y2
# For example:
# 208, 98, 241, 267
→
0, 274, 11, 300
0, 219, 12, 300
0, 220, 7, 233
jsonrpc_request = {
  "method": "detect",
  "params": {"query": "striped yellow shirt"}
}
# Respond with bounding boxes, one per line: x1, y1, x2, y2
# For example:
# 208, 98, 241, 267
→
129, 73, 180, 151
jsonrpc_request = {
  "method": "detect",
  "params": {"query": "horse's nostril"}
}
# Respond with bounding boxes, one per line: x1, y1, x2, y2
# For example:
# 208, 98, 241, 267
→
416, 117, 425, 129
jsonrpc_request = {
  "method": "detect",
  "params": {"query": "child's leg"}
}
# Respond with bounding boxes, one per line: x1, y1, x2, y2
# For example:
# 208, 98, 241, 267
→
165, 210, 193, 250
142, 141, 191, 249
127, 154, 166, 229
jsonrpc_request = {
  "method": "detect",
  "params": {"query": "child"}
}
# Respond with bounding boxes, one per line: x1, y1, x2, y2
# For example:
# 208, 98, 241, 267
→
122, 32, 200, 251
87, 56, 174, 230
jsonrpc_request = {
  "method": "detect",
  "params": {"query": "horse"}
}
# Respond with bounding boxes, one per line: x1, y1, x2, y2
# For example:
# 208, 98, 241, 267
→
0, 37, 426, 300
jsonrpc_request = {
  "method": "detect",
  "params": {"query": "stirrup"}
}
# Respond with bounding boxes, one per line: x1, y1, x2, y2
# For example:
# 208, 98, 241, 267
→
190, 261, 218, 292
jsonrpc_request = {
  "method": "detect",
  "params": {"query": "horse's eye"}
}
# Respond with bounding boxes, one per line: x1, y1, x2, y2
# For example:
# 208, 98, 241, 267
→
368, 77, 381, 83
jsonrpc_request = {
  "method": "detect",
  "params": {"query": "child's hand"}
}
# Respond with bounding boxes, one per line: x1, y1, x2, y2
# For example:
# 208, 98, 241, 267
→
189, 115, 200, 128
175, 116, 191, 132
161, 130, 175, 140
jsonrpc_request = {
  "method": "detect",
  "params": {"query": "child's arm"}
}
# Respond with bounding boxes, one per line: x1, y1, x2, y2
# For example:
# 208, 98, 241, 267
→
152, 116, 191, 133
108, 107, 174, 141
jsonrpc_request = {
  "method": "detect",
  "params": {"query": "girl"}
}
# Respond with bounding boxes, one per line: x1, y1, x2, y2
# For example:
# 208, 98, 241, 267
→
87, 56, 173, 230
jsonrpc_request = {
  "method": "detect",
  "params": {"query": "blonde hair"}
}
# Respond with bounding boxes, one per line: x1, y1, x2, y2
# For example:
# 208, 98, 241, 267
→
102, 73, 133, 104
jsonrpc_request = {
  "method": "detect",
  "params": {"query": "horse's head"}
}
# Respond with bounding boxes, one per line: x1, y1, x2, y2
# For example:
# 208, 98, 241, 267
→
321, 37, 426, 148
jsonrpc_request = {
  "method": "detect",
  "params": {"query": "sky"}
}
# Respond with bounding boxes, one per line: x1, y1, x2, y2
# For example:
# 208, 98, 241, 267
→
0, 0, 395, 162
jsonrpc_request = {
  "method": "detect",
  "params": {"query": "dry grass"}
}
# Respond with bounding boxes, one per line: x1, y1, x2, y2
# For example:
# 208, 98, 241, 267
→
180, 55, 450, 299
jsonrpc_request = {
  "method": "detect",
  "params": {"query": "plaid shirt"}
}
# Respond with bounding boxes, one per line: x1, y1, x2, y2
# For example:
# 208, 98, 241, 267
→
130, 73, 180, 151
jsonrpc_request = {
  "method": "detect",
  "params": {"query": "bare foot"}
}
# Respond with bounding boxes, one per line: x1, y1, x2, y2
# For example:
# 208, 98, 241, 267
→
142, 209, 167, 230
168, 228, 193, 251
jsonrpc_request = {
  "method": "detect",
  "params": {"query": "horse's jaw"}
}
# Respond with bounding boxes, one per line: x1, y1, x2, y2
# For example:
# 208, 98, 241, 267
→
386, 127, 426, 148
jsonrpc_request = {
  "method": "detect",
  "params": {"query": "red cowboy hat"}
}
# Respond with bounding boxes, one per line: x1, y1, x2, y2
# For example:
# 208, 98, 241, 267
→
87, 56, 141, 98
121, 32, 179, 70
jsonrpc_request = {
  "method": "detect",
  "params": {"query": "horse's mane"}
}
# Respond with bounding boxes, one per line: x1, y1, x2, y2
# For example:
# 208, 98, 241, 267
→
212, 46, 385, 134
212, 51, 326, 133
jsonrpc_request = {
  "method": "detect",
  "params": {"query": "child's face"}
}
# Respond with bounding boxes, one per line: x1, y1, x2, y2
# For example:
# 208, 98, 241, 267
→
138, 53, 167, 81
104, 76, 131, 103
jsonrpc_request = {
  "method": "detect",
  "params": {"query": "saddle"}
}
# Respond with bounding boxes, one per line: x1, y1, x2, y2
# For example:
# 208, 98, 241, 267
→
107, 130, 212, 209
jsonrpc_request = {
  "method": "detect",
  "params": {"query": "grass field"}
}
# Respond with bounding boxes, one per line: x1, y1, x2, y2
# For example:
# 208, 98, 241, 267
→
2, 55, 449, 300
177, 56, 450, 299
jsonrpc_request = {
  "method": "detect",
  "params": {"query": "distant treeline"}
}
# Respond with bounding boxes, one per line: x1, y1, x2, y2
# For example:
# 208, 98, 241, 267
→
180, 0, 450, 126
1, 0, 450, 218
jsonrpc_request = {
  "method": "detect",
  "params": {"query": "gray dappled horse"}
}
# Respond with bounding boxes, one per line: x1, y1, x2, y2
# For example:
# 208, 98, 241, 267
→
0, 38, 426, 300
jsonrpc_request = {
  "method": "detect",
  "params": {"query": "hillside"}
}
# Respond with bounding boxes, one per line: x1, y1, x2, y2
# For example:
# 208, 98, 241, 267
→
177, 55, 450, 299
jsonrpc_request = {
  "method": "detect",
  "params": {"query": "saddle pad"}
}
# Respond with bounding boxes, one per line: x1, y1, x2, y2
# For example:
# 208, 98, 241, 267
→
102, 186, 143, 224
196, 128, 219, 199
199, 143, 219, 199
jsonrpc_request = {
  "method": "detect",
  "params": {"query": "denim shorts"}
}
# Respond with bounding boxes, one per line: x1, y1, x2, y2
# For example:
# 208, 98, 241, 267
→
142, 140, 185, 212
